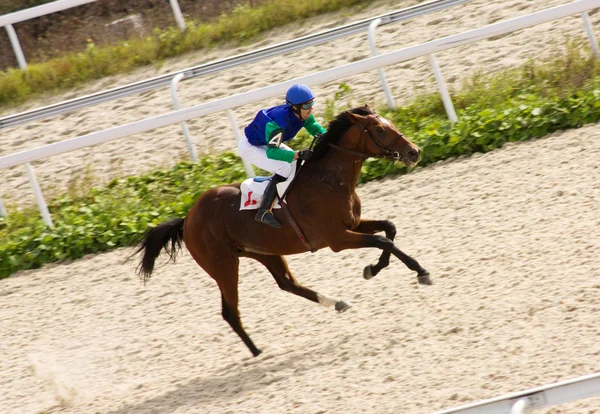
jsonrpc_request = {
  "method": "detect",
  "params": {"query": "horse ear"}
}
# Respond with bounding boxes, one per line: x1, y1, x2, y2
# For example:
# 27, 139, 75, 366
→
345, 111, 367, 125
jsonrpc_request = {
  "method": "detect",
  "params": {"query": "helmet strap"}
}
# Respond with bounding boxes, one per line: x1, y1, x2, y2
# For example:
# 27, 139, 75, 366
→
288, 102, 304, 120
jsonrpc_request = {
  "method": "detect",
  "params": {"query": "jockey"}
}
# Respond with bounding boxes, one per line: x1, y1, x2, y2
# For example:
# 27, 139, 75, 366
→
239, 84, 326, 228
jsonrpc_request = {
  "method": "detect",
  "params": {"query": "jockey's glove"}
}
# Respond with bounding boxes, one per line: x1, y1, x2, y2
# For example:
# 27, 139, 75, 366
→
297, 149, 314, 161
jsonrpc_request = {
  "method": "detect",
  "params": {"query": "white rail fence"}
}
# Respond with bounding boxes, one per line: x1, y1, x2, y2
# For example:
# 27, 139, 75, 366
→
0, 0, 599, 227
167, 15, 401, 169
0, 0, 473, 223
433, 372, 600, 414
0, 0, 473, 129
1, 0, 95, 70
0, 0, 185, 70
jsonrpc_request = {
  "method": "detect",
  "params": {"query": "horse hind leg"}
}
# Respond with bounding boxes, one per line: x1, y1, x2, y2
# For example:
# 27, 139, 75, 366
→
243, 252, 351, 312
220, 289, 262, 357
187, 242, 262, 357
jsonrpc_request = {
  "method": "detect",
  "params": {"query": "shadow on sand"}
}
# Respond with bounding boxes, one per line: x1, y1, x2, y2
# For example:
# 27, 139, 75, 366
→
105, 341, 339, 414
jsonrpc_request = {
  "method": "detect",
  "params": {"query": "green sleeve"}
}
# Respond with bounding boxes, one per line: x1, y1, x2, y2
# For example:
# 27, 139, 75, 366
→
303, 114, 327, 136
266, 147, 295, 163
265, 121, 282, 144
264, 119, 294, 162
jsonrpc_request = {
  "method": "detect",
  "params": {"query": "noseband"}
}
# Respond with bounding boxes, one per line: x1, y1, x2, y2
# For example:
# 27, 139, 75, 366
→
327, 115, 404, 161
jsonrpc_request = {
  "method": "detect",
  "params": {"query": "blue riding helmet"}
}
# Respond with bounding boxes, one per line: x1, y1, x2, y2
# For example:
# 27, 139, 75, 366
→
286, 84, 315, 105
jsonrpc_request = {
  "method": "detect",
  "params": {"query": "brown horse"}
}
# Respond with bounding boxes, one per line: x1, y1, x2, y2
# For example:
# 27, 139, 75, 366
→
136, 106, 431, 357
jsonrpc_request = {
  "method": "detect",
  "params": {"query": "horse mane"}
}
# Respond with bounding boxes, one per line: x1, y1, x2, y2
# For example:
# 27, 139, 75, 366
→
311, 105, 375, 160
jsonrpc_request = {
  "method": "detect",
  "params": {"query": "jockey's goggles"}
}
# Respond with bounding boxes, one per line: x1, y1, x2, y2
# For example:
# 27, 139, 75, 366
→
299, 100, 314, 110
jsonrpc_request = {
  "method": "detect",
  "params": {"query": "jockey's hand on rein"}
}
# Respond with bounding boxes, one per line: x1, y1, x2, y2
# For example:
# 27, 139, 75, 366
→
296, 149, 313, 161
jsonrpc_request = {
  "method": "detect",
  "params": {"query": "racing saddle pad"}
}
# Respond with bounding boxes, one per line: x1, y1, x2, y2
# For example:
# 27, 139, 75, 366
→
239, 160, 298, 211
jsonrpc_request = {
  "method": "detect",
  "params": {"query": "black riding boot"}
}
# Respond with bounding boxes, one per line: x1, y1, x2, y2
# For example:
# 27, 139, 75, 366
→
255, 175, 285, 228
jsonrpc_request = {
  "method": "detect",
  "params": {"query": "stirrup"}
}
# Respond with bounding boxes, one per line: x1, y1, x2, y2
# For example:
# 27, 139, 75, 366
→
255, 210, 282, 228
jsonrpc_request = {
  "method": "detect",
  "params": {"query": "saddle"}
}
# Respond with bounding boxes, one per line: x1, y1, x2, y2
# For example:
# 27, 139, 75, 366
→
239, 160, 298, 211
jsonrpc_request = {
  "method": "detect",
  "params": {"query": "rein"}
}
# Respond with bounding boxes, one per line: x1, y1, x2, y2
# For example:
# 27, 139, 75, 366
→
277, 134, 321, 253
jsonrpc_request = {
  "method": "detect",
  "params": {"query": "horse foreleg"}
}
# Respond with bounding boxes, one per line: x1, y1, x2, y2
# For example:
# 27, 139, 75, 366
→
329, 230, 431, 285
354, 219, 396, 280
242, 252, 352, 312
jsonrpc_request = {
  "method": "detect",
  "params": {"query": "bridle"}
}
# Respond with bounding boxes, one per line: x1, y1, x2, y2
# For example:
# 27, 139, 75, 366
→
326, 114, 405, 161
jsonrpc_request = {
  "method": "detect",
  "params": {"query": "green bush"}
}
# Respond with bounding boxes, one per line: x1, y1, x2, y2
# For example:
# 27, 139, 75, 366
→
2, 70, 600, 278
0, 155, 247, 277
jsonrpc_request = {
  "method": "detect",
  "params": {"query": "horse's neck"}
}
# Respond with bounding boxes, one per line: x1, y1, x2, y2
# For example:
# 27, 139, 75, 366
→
306, 151, 364, 189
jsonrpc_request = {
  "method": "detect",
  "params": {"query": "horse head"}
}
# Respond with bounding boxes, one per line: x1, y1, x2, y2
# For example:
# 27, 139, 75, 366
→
344, 109, 421, 166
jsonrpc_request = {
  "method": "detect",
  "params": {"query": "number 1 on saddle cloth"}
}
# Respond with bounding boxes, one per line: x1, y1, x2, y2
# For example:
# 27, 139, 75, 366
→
239, 160, 299, 211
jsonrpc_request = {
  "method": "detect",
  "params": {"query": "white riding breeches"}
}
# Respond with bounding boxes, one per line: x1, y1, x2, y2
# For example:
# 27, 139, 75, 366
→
238, 137, 293, 178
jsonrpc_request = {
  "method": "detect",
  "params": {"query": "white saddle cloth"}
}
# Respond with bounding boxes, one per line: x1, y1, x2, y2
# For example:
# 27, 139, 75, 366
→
239, 160, 298, 211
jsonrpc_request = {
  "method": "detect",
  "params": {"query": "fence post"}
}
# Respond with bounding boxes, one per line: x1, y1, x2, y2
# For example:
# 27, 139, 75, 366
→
510, 398, 529, 414
227, 110, 255, 178
26, 163, 53, 227
5, 24, 28, 70
170, 73, 198, 162
428, 53, 458, 123
0, 195, 6, 218
168, 0, 186, 31
581, 11, 599, 58
368, 18, 396, 110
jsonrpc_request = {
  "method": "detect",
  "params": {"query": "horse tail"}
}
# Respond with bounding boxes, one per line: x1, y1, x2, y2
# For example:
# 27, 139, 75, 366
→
135, 218, 185, 284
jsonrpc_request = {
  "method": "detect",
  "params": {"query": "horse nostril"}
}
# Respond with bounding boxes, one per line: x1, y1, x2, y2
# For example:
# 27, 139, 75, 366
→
408, 148, 419, 159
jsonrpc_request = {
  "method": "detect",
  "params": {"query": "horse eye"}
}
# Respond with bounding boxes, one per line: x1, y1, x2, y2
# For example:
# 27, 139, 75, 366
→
375, 126, 384, 134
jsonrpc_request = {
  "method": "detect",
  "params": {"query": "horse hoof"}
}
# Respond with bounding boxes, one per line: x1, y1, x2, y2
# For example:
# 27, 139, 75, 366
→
363, 265, 374, 280
252, 348, 263, 357
335, 300, 352, 312
417, 272, 433, 285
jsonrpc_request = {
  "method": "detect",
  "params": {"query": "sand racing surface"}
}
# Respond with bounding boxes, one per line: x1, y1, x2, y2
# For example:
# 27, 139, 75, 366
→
1, 0, 600, 412
2, 122, 599, 413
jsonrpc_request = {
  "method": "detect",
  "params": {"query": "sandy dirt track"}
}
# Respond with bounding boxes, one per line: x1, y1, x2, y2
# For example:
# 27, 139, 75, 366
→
1, 121, 599, 413
1, 0, 600, 207
2, 0, 600, 412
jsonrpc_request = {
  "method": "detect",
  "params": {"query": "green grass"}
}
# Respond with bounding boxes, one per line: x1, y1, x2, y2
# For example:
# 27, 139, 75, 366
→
0, 0, 372, 107
1, 41, 600, 278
